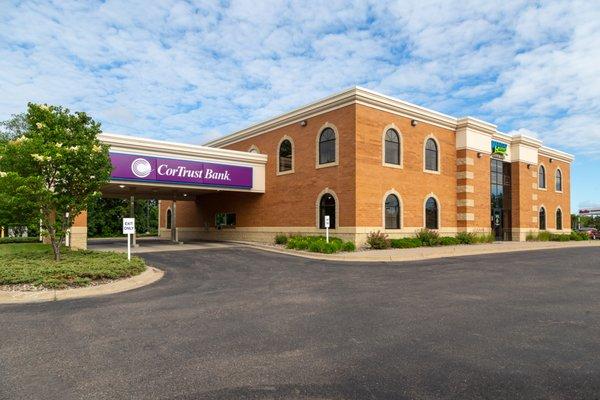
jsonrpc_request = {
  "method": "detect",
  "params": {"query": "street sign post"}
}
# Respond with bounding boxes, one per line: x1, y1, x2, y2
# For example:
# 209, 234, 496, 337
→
324, 215, 330, 243
123, 218, 135, 261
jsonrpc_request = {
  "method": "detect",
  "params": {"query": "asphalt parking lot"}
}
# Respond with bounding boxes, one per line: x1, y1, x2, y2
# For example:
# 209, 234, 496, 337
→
1, 246, 600, 400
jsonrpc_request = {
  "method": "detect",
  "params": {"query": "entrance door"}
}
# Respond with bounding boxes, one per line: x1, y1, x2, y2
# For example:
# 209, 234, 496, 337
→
492, 209, 502, 241
490, 159, 512, 241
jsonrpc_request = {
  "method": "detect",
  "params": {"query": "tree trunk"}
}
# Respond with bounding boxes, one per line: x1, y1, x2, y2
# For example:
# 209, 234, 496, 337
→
47, 225, 61, 261
51, 239, 61, 261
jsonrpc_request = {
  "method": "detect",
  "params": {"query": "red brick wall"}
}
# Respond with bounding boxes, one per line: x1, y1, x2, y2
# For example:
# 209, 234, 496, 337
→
536, 156, 571, 230
354, 105, 457, 230
161, 104, 357, 229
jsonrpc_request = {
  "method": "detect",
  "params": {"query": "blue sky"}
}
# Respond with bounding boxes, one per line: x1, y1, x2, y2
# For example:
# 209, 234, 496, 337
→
1, 0, 599, 211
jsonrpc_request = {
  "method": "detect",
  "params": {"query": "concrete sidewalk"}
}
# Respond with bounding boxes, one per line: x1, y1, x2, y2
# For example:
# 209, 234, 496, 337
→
88, 237, 235, 253
241, 240, 600, 262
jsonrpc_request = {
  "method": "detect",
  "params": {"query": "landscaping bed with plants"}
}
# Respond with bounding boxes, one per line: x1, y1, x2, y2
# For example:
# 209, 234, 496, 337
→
526, 231, 589, 242
0, 243, 146, 290
275, 234, 356, 254
366, 229, 495, 250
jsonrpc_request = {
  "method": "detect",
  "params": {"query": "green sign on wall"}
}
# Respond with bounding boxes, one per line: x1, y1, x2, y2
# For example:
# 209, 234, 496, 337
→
491, 140, 508, 156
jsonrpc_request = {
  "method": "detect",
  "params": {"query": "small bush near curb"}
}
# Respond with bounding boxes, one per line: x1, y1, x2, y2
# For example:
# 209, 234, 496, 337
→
570, 231, 588, 241
439, 236, 461, 246
538, 231, 552, 241
274, 234, 288, 245
342, 241, 356, 252
475, 233, 495, 244
416, 229, 440, 246
390, 238, 422, 248
0, 237, 40, 244
455, 232, 476, 244
283, 235, 355, 253
367, 231, 390, 249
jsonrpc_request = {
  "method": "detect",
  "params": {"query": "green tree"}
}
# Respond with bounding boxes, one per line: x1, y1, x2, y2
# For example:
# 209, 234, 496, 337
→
0, 172, 45, 231
0, 103, 112, 260
87, 198, 158, 237
0, 113, 27, 143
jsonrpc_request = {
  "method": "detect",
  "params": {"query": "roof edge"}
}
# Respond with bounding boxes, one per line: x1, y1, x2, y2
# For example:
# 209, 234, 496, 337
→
204, 87, 459, 148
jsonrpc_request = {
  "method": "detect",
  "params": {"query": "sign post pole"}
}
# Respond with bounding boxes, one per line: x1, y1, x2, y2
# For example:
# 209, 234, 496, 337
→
324, 215, 330, 243
123, 218, 135, 262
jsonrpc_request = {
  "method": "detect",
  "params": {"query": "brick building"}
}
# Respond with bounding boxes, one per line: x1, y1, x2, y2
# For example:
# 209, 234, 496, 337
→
155, 87, 572, 244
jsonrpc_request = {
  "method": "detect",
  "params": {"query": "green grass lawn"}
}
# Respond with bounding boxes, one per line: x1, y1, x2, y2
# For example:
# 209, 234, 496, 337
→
0, 243, 146, 289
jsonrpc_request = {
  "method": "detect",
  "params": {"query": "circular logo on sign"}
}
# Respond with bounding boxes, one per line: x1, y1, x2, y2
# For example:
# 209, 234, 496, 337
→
131, 158, 152, 178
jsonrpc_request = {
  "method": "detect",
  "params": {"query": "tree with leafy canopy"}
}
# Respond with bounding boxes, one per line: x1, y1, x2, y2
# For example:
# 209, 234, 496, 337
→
0, 103, 112, 260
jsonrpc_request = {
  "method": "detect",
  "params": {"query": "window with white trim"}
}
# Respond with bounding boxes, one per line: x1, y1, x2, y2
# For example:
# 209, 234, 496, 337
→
425, 139, 438, 171
384, 129, 400, 165
278, 139, 293, 172
385, 194, 400, 229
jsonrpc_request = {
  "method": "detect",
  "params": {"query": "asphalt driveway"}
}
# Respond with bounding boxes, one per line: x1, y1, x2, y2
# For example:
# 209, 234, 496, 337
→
1, 246, 600, 400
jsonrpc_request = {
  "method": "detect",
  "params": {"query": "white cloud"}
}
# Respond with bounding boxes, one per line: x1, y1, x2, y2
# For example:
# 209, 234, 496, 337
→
0, 0, 598, 158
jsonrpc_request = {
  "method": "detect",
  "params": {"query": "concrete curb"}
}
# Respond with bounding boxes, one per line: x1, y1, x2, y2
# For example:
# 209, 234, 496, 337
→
235, 240, 600, 263
0, 266, 164, 304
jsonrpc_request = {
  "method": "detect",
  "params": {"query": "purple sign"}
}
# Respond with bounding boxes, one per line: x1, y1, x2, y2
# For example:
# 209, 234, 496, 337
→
109, 152, 253, 189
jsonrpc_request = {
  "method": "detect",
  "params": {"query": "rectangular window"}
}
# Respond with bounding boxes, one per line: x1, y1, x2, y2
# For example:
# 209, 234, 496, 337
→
385, 143, 399, 165
319, 141, 335, 164
215, 212, 236, 228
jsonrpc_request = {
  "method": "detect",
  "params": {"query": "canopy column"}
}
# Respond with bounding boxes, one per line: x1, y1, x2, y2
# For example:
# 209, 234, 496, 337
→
130, 195, 137, 247
171, 197, 178, 243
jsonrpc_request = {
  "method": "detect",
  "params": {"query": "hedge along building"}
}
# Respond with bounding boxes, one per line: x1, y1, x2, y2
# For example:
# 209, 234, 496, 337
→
66, 87, 572, 249
152, 87, 573, 245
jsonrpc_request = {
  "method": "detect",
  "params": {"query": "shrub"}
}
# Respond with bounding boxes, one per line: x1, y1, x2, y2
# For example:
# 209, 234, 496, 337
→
550, 233, 570, 242
455, 232, 476, 244
526, 232, 538, 241
416, 229, 440, 246
390, 238, 422, 248
308, 241, 324, 253
537, 231, 552, 241
367, 231, 390, 249
329, 239, 343, 252
321, 242, 339, 254
570, 231, 588, 241
475, 233, 495, 244
439, 236, 460, 246
294, 238, 310, 250
274, 234, 288, 245
0, 236, 40, 244
341, 241, 356, 252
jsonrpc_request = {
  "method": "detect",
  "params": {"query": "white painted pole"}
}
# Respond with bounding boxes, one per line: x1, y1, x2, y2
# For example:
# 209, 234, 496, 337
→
127, 233, 131, 261
326, 226, 329, 243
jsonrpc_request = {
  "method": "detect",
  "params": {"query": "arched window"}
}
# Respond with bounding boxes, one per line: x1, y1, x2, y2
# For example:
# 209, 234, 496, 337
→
555, 169, 562, 191
539, 207, 546, 230
278, 139, 293, 172
385, 194, 400, 229
425, 138, 438, 171
538, 165, 546, 189
319, 193, 336, 229
556, 209, 563, 230
166, 209, 172, 229
384, 129, 400, 165
318, 128, 336, 165
425, 197, 438, 229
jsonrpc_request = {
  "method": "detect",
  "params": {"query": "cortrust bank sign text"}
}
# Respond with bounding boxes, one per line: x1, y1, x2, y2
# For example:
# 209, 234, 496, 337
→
109, 152, 253, 189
